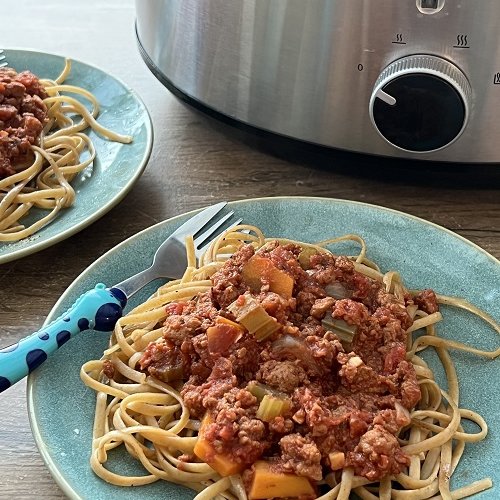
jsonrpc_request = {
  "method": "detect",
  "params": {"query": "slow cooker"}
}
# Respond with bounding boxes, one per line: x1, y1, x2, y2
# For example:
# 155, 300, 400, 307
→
136, 0, 500, 163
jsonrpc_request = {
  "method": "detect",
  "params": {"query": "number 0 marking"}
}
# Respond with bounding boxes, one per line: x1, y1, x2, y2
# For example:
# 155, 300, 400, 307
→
358, 64, 364, 71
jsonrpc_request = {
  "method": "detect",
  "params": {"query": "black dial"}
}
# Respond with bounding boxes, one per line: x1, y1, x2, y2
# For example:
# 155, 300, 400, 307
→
370, 56, 471, 153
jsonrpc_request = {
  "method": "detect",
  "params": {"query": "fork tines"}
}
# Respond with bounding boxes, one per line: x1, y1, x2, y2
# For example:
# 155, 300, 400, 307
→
0, 50, 7, 68
195, 212, 243, 256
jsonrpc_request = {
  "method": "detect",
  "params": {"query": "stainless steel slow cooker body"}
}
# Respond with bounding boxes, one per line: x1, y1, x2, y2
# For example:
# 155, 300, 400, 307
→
136, 0, 500, 163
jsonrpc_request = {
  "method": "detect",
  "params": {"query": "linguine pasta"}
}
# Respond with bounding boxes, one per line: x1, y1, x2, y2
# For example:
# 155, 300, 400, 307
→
0, 59, 132, 241
81, 226, 499, 500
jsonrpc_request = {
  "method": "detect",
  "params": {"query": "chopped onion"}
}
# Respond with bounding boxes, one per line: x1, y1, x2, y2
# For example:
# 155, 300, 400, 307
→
406, 304, 418, 320
325, 281, 350, 299
395, 401, 411, 426
271, 335, 319, 374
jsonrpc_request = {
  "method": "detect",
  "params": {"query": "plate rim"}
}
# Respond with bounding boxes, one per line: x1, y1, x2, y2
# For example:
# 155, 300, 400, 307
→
0, 48, 154, 265
26, 195, 500, 499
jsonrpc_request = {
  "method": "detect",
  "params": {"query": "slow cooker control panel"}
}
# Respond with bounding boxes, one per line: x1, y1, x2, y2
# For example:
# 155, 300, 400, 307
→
369, 55, 472, 153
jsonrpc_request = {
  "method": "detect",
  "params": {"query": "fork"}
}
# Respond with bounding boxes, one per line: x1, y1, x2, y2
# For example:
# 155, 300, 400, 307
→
0, 50, 8, 68
0, 202, 241, 393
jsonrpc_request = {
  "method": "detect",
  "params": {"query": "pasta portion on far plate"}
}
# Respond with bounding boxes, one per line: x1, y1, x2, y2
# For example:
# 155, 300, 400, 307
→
0, 59, 132, 242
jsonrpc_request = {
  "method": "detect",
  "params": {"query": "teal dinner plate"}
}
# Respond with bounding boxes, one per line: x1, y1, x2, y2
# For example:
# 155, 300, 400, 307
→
27, 197, 499, 499
0, 49, 153, 264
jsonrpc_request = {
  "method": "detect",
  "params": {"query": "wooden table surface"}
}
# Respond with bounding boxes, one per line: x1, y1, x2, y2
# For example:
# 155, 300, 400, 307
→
1, 1, 499, 498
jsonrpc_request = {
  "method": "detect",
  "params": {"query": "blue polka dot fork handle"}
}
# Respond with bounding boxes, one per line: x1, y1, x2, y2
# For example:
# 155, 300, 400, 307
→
0, 202, 242, 393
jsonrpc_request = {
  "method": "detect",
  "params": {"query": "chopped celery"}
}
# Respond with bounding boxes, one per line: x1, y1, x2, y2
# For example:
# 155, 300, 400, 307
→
256, 394, 291, 422
322, 314, 357, 343
247, 381, 287, 402
298, 247, 318, 270
247, 381, 271, 401
228, 294, 280, 341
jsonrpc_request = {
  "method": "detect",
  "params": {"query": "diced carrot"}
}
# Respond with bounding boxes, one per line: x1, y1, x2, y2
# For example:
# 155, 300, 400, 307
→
216, 316, 245, 330
248, 461, 315, 499
206, 317, 244, 354
242, 255, 294, 298
193, 414, 244, 477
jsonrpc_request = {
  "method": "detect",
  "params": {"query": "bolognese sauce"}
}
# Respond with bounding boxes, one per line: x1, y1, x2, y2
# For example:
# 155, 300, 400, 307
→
0, 68, 48, 179
139, 241, 431, 493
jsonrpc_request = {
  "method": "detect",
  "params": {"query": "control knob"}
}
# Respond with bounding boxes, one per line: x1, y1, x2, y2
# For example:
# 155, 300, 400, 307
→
369, 55, 472, 152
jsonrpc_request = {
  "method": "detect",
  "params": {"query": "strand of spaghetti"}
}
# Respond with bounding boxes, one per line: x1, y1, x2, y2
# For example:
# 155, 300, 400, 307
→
104, 396, 120, 435
154, 449, 217, 483
428, 478, 493, 500
408, 336, 500, 359
392, 480, 440, 499
394, 456, 440, 489
42, 95, 132, 143
98, 426, 198, 453
0, 203, 31, 230
0, 177, 32, 221
31, 145, 74, 207
120, 394, 179, 421
438, 436, 453, 500
228, 475, 247, 500
13, 187, 66, 204
337, 467, 354, 500
92, 391, 108, 451
402, 382, 460, 455
436, 294, 500, 334
315, 477, 372, 500
110, 353, 147, 384
407, 312, 443, 334
130, 328, 164, 352
354, 262, 384, 281
0, 198, 64, 241
185, 234, 196, 268
55, 58, 71, 84
413, 363, 434, 380
164, 418, 201, 432
145, 377, 192, 435
90, 450, 159, 486
202, 225, 265, 265
0, 152, 43, 189
159, 448, 214, 474
421, 446, 442, 481
108, 380, 160, 394
193, 477, 232, 500
407, 425, 423, 479
411, 409, 488, 442
105, 309, 168, 357
315, 234, 368, 263
92, 432, 164, 486
118, 394, 176, 427
80, 360, 128, 399
379, 476, 392, 500
128, 401, 181, 418
126, 282, 212, 314
45, 84, 100, 116
437, 342, 459, 404
351, 486, 378, 500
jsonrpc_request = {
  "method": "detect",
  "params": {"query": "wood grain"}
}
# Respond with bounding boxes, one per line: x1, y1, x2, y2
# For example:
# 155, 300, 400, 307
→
0, 1, 499, 498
